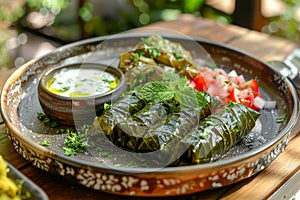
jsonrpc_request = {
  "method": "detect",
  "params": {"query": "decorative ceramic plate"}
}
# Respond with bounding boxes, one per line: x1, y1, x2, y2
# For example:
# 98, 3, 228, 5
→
1, 32, 298, 196
6, 161, 49, 200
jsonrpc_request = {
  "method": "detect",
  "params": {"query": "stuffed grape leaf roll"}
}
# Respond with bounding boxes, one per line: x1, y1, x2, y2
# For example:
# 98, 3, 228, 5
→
113, 102, 169, 151
175, 102, 260, 164
96, 94, 146, 143
119, 51, 157, 73
119, 51, 179, 90
119, 35, 199, 80
95, 75, 216, 153
137, 107, 199, 152
134, 35, 199, 79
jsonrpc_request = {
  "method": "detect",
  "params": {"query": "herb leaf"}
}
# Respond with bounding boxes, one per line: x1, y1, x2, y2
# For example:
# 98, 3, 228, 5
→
137, 73, 209, 109
174, 86, 200, 107
162, 72, 180, 82
139, 81, 174, 102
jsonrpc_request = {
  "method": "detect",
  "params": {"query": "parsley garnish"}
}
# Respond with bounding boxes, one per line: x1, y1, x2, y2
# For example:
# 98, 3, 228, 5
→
141, 37, 163, 58
276, 113, 287, 123
136, 51, 145, 58
141, 37, 152, 46
199, 128, 208, 139
37, 112, 60, 127
35, 113, 90, 156
39, 139, 51, 146
104, 103, 112, 111
147, 47, 163, 58
63, 131, 88, 156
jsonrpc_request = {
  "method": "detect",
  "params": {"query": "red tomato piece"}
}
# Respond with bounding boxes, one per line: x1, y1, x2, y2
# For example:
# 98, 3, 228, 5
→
192, 74, 207, 91
243, 79, 259, 93
229, 88, 241, 103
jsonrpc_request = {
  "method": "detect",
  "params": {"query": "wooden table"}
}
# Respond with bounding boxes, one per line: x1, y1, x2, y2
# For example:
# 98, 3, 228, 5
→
1, 15, 300, 200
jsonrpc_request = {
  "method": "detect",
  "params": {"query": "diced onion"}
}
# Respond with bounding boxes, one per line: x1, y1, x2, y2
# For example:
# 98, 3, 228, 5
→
253, 96, 265, 109
228, 70, 238, 77
263, 100, 277, 109
253, 96, 276, 110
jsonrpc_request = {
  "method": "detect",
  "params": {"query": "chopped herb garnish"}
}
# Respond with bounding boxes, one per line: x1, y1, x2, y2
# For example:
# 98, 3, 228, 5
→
147, 47, 163, 58
174, 54, 184, 61
199, 128, 208, 139
36, 113, 90, 156
99, 152, 112, 158
205, 120, 218, 126
141, 37, 152, 45
39, 139, 51, 146
141, 37, 164, 58
125, 161, 136, 167
276, 113, 287, 123
81, 124, 90, 135
136, 51, 145, 58
37, 112, 60, 128
63, 131, 88, 156
104, 103, 112, 110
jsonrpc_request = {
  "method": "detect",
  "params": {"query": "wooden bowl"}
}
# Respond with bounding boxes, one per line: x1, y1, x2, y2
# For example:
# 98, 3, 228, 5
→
38, 63, 126, 125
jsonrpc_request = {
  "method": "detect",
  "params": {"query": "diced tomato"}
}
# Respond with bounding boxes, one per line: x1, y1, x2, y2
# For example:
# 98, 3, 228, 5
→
229, 87, 259, 110
229, 88, 240, 103
192, 74, 207, 91
240, 98, 254, 108
190, 67, 263, 110
229, 75, 246, 86
243, 79, 259, 93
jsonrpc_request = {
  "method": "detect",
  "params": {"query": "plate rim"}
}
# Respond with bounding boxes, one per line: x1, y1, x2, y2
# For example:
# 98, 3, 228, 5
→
1, 34, 299, 172
0, 33, 299, 196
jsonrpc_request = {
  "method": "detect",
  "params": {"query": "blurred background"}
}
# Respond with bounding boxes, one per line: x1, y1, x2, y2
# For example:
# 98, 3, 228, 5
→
1, 0, 300, 72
